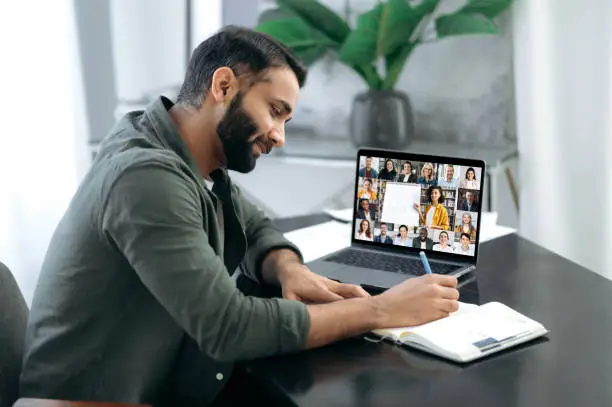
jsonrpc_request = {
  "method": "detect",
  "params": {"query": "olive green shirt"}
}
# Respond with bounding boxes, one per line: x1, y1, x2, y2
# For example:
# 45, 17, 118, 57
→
19, 96, 310, 405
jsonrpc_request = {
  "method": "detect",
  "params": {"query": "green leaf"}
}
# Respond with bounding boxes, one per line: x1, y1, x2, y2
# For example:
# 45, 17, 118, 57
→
338, 4, 384, 67
276, 0, 351, 44
435, 12, 499, 37
378, 0, 439, 57
351, 63, 383, 90
256, 17, 331, 65
293, 45, 330, 66
258, 7, 291, 24
379, 0, 439, 89
256, 18, 315, 48
460, 0, 513, 19
377, 0, 410, 56
382, 43, 414, 90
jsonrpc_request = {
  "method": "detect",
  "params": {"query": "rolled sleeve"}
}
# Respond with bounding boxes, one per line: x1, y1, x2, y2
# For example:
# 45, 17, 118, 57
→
100, 162, 309, 361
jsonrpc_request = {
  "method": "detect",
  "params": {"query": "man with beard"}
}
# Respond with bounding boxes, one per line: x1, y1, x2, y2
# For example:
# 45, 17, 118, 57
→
413, 227, 434, 250
19, 26, 459, 406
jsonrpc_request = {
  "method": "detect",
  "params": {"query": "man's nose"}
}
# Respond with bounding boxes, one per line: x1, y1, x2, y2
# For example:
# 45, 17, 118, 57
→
268, 127, 285, 147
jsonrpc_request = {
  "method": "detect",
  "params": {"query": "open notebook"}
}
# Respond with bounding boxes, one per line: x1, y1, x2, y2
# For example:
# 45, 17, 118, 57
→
372, 302, 549, 363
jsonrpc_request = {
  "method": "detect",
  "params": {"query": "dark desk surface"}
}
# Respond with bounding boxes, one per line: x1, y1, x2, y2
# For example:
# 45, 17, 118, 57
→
248, 214, 612, 407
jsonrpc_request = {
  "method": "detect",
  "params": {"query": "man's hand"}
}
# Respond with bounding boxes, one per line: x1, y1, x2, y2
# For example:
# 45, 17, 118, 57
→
279, 262, 370, 304
373, 273, 459, 328
260, 248, 368, 303
303, 273, 459, 349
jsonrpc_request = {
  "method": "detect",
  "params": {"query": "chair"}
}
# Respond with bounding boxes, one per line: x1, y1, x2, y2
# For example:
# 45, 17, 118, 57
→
0, 262, 150, 407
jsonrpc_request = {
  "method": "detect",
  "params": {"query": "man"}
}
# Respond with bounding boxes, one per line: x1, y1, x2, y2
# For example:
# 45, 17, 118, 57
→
454, 233, 474, 255
358, 156, 378, 178
357, 198, 375, 222
412, 227, 434, 250
374, 223, 393, 244
438, 164, 458, 188
19, 26, 459, 406
460, 191, 479, 212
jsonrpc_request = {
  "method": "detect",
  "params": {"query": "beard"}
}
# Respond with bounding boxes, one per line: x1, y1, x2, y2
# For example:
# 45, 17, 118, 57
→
216, 92, 262, 173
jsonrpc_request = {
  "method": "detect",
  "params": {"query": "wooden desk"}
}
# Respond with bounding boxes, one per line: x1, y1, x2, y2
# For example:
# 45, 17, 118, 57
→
246, 214, 612, 407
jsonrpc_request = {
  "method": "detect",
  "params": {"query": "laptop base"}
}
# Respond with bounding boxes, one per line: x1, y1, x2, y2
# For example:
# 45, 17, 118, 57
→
308, 248, 475, 291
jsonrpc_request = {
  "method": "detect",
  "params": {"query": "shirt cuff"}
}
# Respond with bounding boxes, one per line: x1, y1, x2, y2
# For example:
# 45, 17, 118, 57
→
274, 297, 310, 352
244, 234, 304, 284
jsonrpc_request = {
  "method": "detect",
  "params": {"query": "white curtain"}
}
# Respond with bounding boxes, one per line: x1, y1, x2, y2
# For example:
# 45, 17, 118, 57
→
0, 1, 88, 305
513, 0, 612, 279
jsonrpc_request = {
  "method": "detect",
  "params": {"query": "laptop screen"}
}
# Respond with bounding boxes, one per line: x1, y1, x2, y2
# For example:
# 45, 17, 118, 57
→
353, 153, 485, 259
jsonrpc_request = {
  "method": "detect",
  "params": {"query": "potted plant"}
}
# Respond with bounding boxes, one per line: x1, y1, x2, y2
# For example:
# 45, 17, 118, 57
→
256, 0, 513, 149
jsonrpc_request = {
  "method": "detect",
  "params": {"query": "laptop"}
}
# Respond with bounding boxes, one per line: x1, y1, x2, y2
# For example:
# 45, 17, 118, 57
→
308, 147, 486, 291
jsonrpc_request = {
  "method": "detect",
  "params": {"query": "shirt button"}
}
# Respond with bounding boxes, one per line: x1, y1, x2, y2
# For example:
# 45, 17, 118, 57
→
216, 373, 224, 381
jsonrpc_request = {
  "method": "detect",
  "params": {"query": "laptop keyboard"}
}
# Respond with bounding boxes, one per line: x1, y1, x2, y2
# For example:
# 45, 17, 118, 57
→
326, 249, 460, 276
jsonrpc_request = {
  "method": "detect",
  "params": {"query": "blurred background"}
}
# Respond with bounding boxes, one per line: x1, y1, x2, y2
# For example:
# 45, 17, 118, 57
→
0, 0, 610, 305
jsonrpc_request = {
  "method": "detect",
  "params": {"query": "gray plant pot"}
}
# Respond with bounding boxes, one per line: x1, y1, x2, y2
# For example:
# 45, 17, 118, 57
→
349, 90, 415, 150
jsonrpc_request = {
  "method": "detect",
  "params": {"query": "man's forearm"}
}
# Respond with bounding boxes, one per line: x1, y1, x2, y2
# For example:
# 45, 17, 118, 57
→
305, 296, 384, 348
260, 248, 301, 286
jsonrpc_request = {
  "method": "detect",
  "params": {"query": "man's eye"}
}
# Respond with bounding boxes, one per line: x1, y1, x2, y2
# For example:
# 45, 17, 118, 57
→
270, 106, 281, 116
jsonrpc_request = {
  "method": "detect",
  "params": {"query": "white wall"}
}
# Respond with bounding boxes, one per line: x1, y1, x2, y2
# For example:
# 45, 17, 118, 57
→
229, 157, 356, 218
0, 0, 88, 304
108, 0, 221, 111
74, 0, 117, 147
193, 0, 222, 46
109, 0, 187, 103
513, 0, 612, 278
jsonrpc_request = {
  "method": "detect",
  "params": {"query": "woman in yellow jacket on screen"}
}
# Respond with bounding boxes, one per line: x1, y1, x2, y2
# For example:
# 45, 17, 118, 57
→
357, 178, 377, 201
413, 185, 450, 230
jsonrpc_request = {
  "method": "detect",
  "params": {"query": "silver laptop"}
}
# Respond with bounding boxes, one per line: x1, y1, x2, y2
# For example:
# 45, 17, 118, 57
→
309, 148, 486, 291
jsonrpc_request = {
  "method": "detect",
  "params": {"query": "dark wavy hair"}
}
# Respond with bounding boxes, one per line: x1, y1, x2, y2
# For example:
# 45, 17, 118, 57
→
177, 26, 307, 108
427, 185, 444, 204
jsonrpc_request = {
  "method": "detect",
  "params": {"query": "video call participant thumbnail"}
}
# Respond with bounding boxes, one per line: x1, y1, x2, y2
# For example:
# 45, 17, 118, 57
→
378, 159, 397, 181
459, 167, 479, 189
412, 227, 434, 250
357, 178, 377, 201
417, 163, 437, 186
374, 222, 393, 244
414, 185, 450, 230
394, 225, 411, 247
358, 156, 378, 178
437, 164, 459, 189
455, 212, 477, 241
357, 198, 375, 222
454, 233, 474, 255
459, 190, 479, 212
433, 231, 453, 253
397, 161, 418, 183
356, 219, 373, 241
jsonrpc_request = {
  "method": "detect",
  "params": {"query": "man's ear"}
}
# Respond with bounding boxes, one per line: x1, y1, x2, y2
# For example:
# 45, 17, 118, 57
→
210, 67, 238, 104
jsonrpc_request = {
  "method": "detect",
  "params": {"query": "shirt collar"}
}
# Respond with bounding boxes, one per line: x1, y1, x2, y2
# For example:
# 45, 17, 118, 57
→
144, 96, 230, 187
144, 96, 201, 175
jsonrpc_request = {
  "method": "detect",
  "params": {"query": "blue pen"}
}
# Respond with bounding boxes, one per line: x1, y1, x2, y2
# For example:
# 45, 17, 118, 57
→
419, 251, 433, 274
